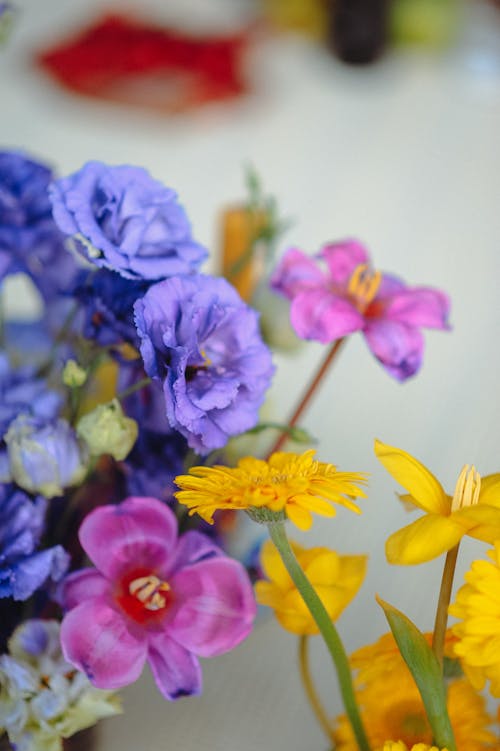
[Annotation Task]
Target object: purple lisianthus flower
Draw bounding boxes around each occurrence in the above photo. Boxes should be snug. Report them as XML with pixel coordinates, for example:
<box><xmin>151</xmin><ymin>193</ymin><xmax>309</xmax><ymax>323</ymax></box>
<box><xmin>50</xmin><ymin>161</ymin><xmax>208</xmax><ymax>281</ymax></box>
<box><xmin>3</xmin><ymin>415</ymin><xmax>88</xmax><ymax>499</ymax></box>
<box><xmin>0</xmin><ymin>485</ymin><xmax>68</xmax><ymax>600</ymax></box>
<box><xmin>0</xmin><ymin>151</ymin><xmax>78</xmax><ymax>300</ymax></box>
<box><xmin>71</xmin><ymin>268</ymin><xmax>150</xmax><ymax>346</ymax></box>
<box><xmin>59</xmin><ymin>496</ymin><xmax>256</xmax><ymax>699</ymax></box>
<box><xmin>134</xmin><ymin>274</ymin><xmax>275</xmax><ymax>454</ymax></box>
<box><xmin>271</xmin><ymin>240</ymin><xmax>451</xmax><ymax>381</ymax></box>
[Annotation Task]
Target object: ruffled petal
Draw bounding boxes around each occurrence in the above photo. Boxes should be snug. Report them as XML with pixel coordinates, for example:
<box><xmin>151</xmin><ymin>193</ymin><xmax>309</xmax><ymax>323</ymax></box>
<box><xmin>59</xmin><ymin>568</ymin><xmax>110</xmax><ymax>611</ymax></box>
<box><xmin>148</xmin><ymin>633</ymin><xmax>202</xmax><ymax>700</ymax></box>
<box><xmin>79</xmin><ymin>496</ymin><xmax>178</xmax><ymax>580</ymax></box>
<box><xmin>60</xmin><ymin>598</ymin><xmax>147</xmax><ymax>689</ymax></box>
<box><xmin>478</xmin><ymin>474</ymin><xmax>500</xmax><ymax>508</ymax></box>
<box><xmin>168</xmin><ymin>558</ymin><xmax>256</xmax><ymax>657</ymax></box>
<box><xmin>374</xmin><ymin>440</ymin><xmax>448</xmax><ymax>515</ymax></box>
<box><xmin>384</xmin><ymin>287</ymin><xmax>451</xmax><ymax>329</ymax></box>
<box><xmin>386</xmin><ymin>514</ymin><xmax>464</xmax><ymax>565</ymax></box>
<box><xmin>364</xmin><ymin>319</ymin><xmax>424</xmax><ymax>380</ymax></box>
<box><xmin>290</xmin><ymin>290</ymin><xmax>364</xmax><ymax>344</ymax></box>
<box><xmin>320</xmin><ymin>240</ymin><xmax>369</xmax><ymax>286</ymax></box>
<box><xmin>270</xmin><ymin>248</ymin><xmax>326</xmax><ymax>299</ymax></box>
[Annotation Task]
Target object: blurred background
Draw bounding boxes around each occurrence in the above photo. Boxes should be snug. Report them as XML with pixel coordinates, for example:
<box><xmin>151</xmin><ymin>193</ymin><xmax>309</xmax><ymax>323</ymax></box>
<box><xmin>2</xmin><ymin>0</ymin><xmax>500</xmax><ymax>748</ymax></box>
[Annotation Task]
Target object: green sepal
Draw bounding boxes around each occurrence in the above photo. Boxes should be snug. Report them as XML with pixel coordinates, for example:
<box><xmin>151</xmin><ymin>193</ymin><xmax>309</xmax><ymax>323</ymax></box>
<box><xmin>376</xmin><ymin>596</ymin><xmax>457</xmax><ymax>751</ymax></box>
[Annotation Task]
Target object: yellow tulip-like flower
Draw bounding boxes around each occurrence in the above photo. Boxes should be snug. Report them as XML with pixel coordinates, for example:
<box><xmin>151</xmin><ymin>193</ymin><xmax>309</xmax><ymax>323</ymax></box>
<box><xmin>450</xmin><ymin>541</ymin><xmax>500</xmax><ymax>697</ymax></box>
<box><xmin>374</xmin><ymin>440</ymin><xmax>500</xmax><ymax>564</ymax></box>
<box><xmin>254</xmin><ymin>539</ymin><xmax>367</xmax><ymax>634</ymax></box>
<box><xmin>376</xmin><ymin>744</ymin><xmax>449</xmax><ymax>751</ymax></box>
<box><xmin>174</xmin><ymin>450</ymin><xmax>367</xmax><ymax>530</ymax></box>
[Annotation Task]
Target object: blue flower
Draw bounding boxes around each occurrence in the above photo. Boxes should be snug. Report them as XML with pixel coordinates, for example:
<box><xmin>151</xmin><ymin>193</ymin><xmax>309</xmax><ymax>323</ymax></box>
<box><xmin>0</xmin><ymin>485</ymin><xmax>68</xmax><ymax>601</ymax></box>
<box><xmin>0</xmin><ymin>150</ymin><xmax>78</xmax><ymax>300</ymax></box>
<box><xmin>134</xmin><ymin>274</ymin><xmax>274</xmax><ymax>454</ymax></box>
<box><xmin>50</xmin><ymin>161</ymin><xmax>208</xmax><ymax>280</ymax></box>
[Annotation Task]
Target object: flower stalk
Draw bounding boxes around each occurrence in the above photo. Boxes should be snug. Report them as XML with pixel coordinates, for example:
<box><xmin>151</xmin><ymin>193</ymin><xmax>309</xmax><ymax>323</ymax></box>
<box><xmin>267</xmin><ymin>520</ymin><xmax>370</xmax><ymax>751</ymax></box>
<box><xmin>432</xmin><ymin>543</ymin><xmax>460</xmax><ymax>666</ymax></box>
<box><xmin>298</xmin><ymin>635</ymin><xmax>334</xmax><ymax>742</ymax></box>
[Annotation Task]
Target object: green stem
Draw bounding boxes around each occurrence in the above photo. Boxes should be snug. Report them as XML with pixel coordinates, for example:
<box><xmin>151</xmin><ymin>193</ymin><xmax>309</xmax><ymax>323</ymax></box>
<box><xmin>298</xmin><ymin>635</ymin><xmax>334</xmax><ymax>742</ymax></box>
<box><xmin>267</xmin><ymin>521</ymin><xmax>370</xmax><ymax>751</ymax></box>
<box><xmin>116</xmin><ymin>376</ymin><xmax>152</xmax><ymax>402</ymax></box>
<box><xmin>432</xmin><ymin>543</ymin><xmax>460</xmax><ymax>667</ymax></box>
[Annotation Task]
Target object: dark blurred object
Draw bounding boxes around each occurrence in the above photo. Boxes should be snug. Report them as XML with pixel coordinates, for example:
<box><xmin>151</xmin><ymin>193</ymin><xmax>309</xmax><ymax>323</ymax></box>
<box><xmin>37</xmin><ymin>13</ymin><xmax>250</xmax><ymax>113</ymax></box>
<box><xmin>328</xmin><ymin>0</ymin><xmax>389</xmax><ymax>64</ymax></box>
<box><xmin>390</xmin><ymin>0</ymin><xmax>459</xmax><ymax>47</ymax></box>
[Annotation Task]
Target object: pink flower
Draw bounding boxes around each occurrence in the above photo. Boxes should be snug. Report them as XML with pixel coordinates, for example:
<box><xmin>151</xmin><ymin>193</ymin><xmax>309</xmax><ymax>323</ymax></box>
<box><xmin>59</xmin><ymin>497</ymin><xmax>256</xmax><ymax>699</ymax></box>
<box><xmin>270</xmin><ymin>240</ymin><xmax>450</xmax><ymax>381</ymax></box>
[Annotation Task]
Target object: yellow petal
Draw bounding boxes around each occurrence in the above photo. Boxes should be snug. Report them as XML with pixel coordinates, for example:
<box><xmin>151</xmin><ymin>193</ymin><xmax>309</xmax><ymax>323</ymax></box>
<box><xmin>385</xmin><ymin>514</ymin><xmax>464</xmax><ymax>565</ymax></box>
<box><xmin>303</xmin><ymin>549</ymin><xmax>340</xmax><ymax>585</ymax></box>
<box><xmin>478</xmin><ymin>473</ymin><xmax>500</xmax><ymax>507</ymax></box>
<box><xmin>285</xmin><ymin>503</ymin><xmax>313</xmax><ymax>530</ymax></box>
<box><xmin>259</xmin><ymin>539</ymin><xmax>295</xmax><ymax>588</ymax></box>
<box><xmin>374</xmin><ymin>440</ymin><xmax>448</xmax><ymax>515</ymax></box>
<box><xmin>451</xmin><ymin>504</ymin><xmax>500</xmax><ymax>545</ymax></box>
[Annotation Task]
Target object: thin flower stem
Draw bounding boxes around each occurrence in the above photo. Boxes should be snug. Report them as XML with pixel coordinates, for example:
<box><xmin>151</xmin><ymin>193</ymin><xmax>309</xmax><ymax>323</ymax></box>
<box><xmin>298</xmin><ymin>635</ymin><xmax>334</xmax><ymax>742</ymax></box>
<box><xmin>116</xmin><ymin>376</ymin><xmax>152</xmax><ymax>402</ymax></box>
<box><xmin>267</xmin><ymin>521</ymin><xmax>370</xmax><ymax>751</ymax></box>
<box><xmin>432</xmin><ymin>543</ymin><xmax>460</xmax><ymax>666</ymax></box>
<box><xmin>267</xmin><ymin>339</ymin><xmax>345</xmax><ymax>456</ymax></box>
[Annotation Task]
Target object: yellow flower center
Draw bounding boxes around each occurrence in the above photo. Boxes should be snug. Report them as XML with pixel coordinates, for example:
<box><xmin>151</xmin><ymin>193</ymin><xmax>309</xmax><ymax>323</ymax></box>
<box><xmin>128</xmin><ymin>574</ymin><xmax>171</xmax><ymax>612</ymax></box>
<box><xmin>347</xmin><ymin>263</ymin><xmax>382</xmax><ymax>312</ymax></box>
<box><xmin>451</xmin><ymin>465</ymin><xmax>481</xmax><ymax>512</ymax></box>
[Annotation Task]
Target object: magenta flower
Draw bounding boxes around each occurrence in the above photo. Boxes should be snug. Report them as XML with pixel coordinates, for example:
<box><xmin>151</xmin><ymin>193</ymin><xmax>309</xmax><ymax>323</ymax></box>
<box><xmin>59</xmin><ymin>497</ymin><xmax>256</xmax><ymax>700</ymax></box>
<box><xmin>271</xmin><ymin>240</ymin><xmax>450</xmax><ymax>380</ymax></box>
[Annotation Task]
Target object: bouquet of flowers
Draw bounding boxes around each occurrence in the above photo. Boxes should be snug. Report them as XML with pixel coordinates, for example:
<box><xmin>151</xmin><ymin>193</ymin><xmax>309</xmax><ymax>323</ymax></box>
<box><xmin>0</xmin><ymin>149</ymin><xmax>498</xmax><ymax>751</ymax></box>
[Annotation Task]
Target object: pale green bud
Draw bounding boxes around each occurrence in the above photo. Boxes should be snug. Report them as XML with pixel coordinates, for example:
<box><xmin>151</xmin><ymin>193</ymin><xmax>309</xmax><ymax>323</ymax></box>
<box><xmin>62</xmin><ymin>359</ymin><xmax>87</xmax><ymax>388</ymax></box>
<box><xmin>77</xmin><ymin>399</ymin><xmax>138</xmax><ymax>461</ymax></box>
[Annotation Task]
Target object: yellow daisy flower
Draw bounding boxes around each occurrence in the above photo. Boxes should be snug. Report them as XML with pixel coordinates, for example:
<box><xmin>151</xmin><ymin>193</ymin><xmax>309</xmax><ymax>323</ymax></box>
<box><xmin>255</xmin><ymin>539</ymin><xmax>367</xmax><ymax>634</ymax></box>
<box><xmin>374</xmin><ymin>440</ymin><xmax>500</xmax><ymax>564</ymax></box>
<box><xmin>174</xmin><ymin>450</ymin><xmax>367</xmax><ymax>530</ymax></box>
<box><xmin>450</xmin><ymin>541</ymin><xmax>500</xmax><ymax>697</ymax></box>
<box><xmin>376</xmin><ymin>744</ymin><xmax>449</xmax><ymax>751</ymax></box>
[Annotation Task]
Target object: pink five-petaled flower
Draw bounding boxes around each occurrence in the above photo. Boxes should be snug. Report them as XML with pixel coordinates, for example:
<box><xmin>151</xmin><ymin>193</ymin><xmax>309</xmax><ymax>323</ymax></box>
<box><xmin>59</xmin><ymin>496</ymin><xmax>256</xmax><ymax>700</ymax></box>
<box><xmin>270</xmin><ymin>240</ymin><xmax>450</xmax><ymax>381</ymax></box>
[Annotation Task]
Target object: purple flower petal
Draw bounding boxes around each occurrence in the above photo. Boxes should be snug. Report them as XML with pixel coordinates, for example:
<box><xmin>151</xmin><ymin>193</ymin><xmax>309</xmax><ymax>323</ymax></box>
<box><xmin>384</xmin><ymin>287</ymin><xmax>451</xmax><ymax>329</ymax></box>
<box><xmin>167</xmin><ymin>530</ymin><xmax>223</xmax><ymax>573</ymax></box>
<box><xmin>79</xmin><ymin>497</ymin><xmax>178</xmax><ymax>580</ymax></box>
<box><xmin>61</xmin><ymin>598</ymin><xmax>147</xmax><ymax>689</ymax></box>
<box><xmin>59</xmin><ymin>569</ymin><xmax>109</xmax><ymax>611</ymax></box>
<box><xmin>270</xmin><ymin>248</ymin><xmax>326</xmax><ymax>299</ymax></box>
<box><xmin>169</xmin><ymin>558</ymin><xmax>256</xmax><ymax>657</ymax></box>
<box><xmin>148</xmin><ymin>633</ymin><xmax>202</xmax><ymax>700</ymax></box>
<box><xmin>320</xmin><ymin>240</ymin><xmax>369</xmax><ymax>285</ymax></box>
<box><xmin>364</xmin><ymin>320</ymin><xmax>424</xmax><ymax>381</ymax></box>
<box><xmin>290</xmin><ymin>290</ymin><xmax>364</xmax><ymax>343</ymax></box>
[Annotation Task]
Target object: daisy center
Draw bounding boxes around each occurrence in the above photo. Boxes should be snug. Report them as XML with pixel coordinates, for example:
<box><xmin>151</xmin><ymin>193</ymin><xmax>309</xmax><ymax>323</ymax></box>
<box><xmin>128</xmin><ymin>574</ymin><xmax>171</xmax><ymax>611</ymax></box>
<box><xmin>347</xmin><ymin>263</ymin><xmax>382</xmax><ymax>311</ymax></box>
<box><xmin>451</xmin><ymin>464</ymin><xmax>481</xmax><ymax>511</ymax></box>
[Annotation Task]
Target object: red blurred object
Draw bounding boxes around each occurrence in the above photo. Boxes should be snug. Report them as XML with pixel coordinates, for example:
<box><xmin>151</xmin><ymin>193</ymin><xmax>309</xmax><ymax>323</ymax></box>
<box><xmin>37</xmin><ymin>13</ymin><xmax>250</xmax><ymax>113</ymax></box>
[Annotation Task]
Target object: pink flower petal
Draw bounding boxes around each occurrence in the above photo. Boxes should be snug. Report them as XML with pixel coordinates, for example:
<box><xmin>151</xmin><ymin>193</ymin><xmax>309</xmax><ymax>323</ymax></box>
<box><xmin>59</xmin><ymin>569</ymin><xmax>109</xmax><ymax>611</ymax></box>
<box><xmin>364</xmin><ymin>320</ymin><xmax>424</xmax><ymax>381</ymax></box>
<box><xmin>290</xmin><ymin>290</ymin><xmax>364</xmax><ymax>344</ymax></box>
<box><xmin>79</xmin><ymin>497</ymin><xmax>178</xmax><ymax>580</ymax></box>
<box><xmin>375</xmin><ymin>273</ymin><xmax>406</xmax><ymax>300</ymax></box>
<box><xmin>168</xmin><ymin>558</ymin><xmax>256</xmax><ymax>657</ymax></box>
<box><xmin>60</xmin><ymin>598</ymin><xmax>147</xmax><ymax>689</ymax></box>
<box><xmin>270</xmin><ymin>248</ymin><xmax>326</xmax><ymax>299</ymax></box>
<box><xmin>320</xmin><ymin>240</ymin><xmax>369</xmax><ymax>286</ymax></box>
<box><xmin>167</xmin><ymin>530</ymin><xmax>223</xmax><ymax>574</ymax></box>
<box><xmin>384</xmin><ymin>287</ymin><xmax>451</xmax><ymax>329</ymax></box>
<box><xmin>148</xmin><ymin>633</ymin><xmax>202</xmax><ymax>700</ymax></box>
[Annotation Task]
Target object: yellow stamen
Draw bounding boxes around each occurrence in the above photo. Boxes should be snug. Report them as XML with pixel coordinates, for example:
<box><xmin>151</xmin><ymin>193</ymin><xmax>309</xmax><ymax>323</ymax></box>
<box><xmin>129</xmin><ymin>575</ymin><xmax>171</xmax><ymax>611</ymax></box>
<box><xmin>451</xmin><ymin>465</ymin><xmax>481</xmax><ymax>511</ymax></box>
<box><xmin>347</xmin><ymin>263</ymin><xmax>382</xmax><ymax>311</ymax></box>
<box><xmin>200</xmin><ymin>348</ymin><xmax>212</xmax><ymax>367</ymax></box>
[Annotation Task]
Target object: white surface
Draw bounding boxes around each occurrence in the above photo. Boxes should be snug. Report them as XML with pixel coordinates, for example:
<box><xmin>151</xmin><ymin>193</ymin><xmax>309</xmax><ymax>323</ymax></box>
<box><xmin>2</xmin><ymin>1</ymin><xmax>500</xmax><ymax>748</ymax></box>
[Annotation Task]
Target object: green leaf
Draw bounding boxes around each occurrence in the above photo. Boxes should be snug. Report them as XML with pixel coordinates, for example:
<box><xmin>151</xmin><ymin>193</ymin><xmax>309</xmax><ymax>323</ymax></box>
<box><xmin>376</xmin><ymin>596</ymin><xmax>456</xmax><ymax>751</ymax></box>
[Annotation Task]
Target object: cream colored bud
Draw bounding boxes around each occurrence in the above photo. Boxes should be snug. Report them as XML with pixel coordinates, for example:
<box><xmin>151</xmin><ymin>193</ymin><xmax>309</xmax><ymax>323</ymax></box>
<box><xmin>62</xmin><ymin>359</ymin><xmax>88</xmax><ymax>388</ymax></box>
<box><xmin>77</xmin><ymin>399</ymin><xmax>138</xmax><ymax>461</ymax></box>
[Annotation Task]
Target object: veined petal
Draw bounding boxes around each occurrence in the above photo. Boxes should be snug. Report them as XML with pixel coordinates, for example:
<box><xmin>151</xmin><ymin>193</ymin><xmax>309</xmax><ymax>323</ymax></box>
<box><xmin>320</xmin><ymin>240</ymin><xmax>369</xmax><ymax>286</ymax></box>
<box><xmin>60</xmin><ymin>598</ymin><xmax>147</xmax><ymax>689</ymax></box>
<box><xmin>169</xmin><ymin>558</ymin><xmax>256</xmax><ymax>657</ymax></box>
<box><xmin>290</xmin><ymin>290</ymin><xmax>364</xmax><ymax>344</ymax></box>
<box><xmin>364</xmin><ymin>320</ymin><xmax>424</xmax><ymax>381</ymax></box>
<box><xmin>452</xmin><ymin>505</ymin><xmax>500</xmax><ymax>545</ymax></box>
<box><xmin>374</xmin><ymin>440</ymin><xmax>448</xmax><ymax>515</ymax></box>
<box><xmin>386</xmin><ymin>514</ymin><xmax>464</xmax><ymax>564</ymax></box>
<box><xmin>478</xmin><ymin>474</ymin><xmax>500</xmax><ymax>507</ymax></box>
<box><xmin>79</xmin><ymin>496</ymin><xmax>178</xmax><ymax>579</ymax></box>
<box><xmin>384</xmin><ymin>287</ymin><xmax>451</xmax><ymax>329</ymax></box>
<box><xmin>148</xmin><ymin>633</ymin><xmax>201</xmax><ymax>700</ymax></box>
